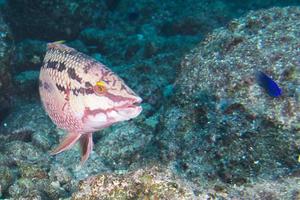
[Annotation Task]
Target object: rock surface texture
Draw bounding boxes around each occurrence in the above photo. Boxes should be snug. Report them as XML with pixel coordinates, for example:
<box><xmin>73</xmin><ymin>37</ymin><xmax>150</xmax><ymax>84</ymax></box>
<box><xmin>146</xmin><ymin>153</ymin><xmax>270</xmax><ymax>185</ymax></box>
<box><xmin>159</xmin><ymin>5</ymin><xmax>300</xmax><ymax>195</ymax></box>
<box><xmin>72</xmin><ymin>166</ymin><xmax>195</xmax><ymax>200</ymax></box>
<box><xmin>0</xmin><ymin>3</ymin><xmax>300</xmax><ymax>200</ymax></box>
<box><xmin>0</xmin><ymin>13</ymin><xmax>14</xmax><ymax>122</ymax></box>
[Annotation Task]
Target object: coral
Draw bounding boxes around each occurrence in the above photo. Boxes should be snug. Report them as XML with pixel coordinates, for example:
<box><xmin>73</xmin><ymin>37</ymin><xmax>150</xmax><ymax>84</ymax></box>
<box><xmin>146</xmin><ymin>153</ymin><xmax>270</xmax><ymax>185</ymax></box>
<box><xmin>72</xmin><ymin>166</ymin><xmax>195</xmax><ymax>200</ymax></box>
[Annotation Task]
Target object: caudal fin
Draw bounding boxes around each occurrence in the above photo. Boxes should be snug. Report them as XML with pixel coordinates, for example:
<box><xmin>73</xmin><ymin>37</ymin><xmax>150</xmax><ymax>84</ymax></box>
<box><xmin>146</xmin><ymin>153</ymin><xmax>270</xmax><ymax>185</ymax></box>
<box><xmin>80</xmin><ymin>132</ymin><xmax>93</xmax><ymax>165</ymax></box>
<box><xmin>51</xmin><ymin>132</ymin><xmax>81</xmax><ymax>155</ymax></box>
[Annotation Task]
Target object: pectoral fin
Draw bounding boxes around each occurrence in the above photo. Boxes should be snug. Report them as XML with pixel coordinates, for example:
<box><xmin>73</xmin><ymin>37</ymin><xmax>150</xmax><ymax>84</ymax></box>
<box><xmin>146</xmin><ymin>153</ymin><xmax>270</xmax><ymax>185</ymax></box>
<box><xmin>80</xmin><ymin>132</ymin><xmax>93</xmax><ymax>164</ymax></box>
<box><xmin>51</xmin><ymin>132</ymin><xmax>81</xmax><ymax>155</ymax></box>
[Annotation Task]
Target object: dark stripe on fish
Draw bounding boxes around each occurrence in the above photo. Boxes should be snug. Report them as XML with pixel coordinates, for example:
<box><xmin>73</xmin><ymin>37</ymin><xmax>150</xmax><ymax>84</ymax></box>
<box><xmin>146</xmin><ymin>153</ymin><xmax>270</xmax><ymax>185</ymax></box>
<box><xmin>56</xmin><ymin>83</ymin><xmax>65</xmax><ymax>92</ymax></box>
<box><xmin>71</xmin><ymin>87</ymin><xmax>94</xmax><ymax>96</ymax></box>
<box><xmin>83</xmin><ymin>61</ymin><xmax>96</xmax><ymax>73</ymax></box>
<box><xmin>57</xmin><ymin>62</ymin><xmax>66</xmax><ymax>72</ymax></box>
<box><xmin>44</xmin><ymin>82</ymin><xmax>51</xmax><ymax>91</ymax></box>
<box><xmin>45</xmin><ymin>61</ymin><xmax>58</xmax><ymax>69</ymax></box>
<box><xmin>67</xmin><ymin>68</ymin><xmax>82</xmax><ymax>83</ymax></box>
<box><xmin>85</xmin><ymin>87</ymin><xmax>94</xmax><ymax>94</ymax></box>
<box><xmin>85</xmin><ymin>82</ymin><xmax>93</xmax><ymax>88</ymax></box>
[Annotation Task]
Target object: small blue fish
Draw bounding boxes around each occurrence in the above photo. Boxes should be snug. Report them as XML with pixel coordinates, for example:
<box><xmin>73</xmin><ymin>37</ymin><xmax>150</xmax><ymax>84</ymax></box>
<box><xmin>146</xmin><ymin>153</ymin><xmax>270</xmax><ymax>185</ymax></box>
<box><xmin>255</xmin><ymin>71</ymin><xmax>282</xmax><ymax>97</ymax></box>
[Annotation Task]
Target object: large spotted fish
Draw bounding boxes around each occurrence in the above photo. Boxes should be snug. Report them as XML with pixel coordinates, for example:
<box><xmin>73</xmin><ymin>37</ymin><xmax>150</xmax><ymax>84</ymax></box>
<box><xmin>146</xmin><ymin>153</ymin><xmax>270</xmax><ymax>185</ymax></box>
<box><xmin>39</xmin><ymin>42</ymin><xmax>142</xmax><ymax>164</ymax></box>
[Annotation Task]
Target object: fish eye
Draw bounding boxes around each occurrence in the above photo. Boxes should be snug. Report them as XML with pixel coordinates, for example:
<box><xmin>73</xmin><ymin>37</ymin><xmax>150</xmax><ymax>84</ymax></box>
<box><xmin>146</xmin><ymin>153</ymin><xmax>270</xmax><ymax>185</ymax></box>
<box><xmin>93</xmin><ymin>81</ymin><xmax>107</xmax><ymax>95</ymax></box>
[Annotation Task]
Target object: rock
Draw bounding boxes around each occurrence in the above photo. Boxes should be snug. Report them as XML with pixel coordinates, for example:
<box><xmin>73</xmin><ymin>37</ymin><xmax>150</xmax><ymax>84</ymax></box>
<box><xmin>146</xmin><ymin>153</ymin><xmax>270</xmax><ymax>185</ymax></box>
<box><xmin>72</xmin><ymin>166</ymin><xmax>195</xmax><ymax>200</ymax></box>
<box><xmin>13</xmin><ymin>70</ymin><xmax>40</xmax><ymax>100</ymax></box>
<box><xmin>79</xmin><ymin>28</ymin><xmax>106</xmax><ymax>47</ymax></box>
<box><xmin>0</xmin><ymin>13</ymin><xmax>14</xmax><ymax>122</ymax></box>
<box><xmin>226</xmin><ymin>177</ymin><xmax>300</xmax><ymax>200</ymax></box>
<box><xmin>94</xmin><ymin>121</ymin><xmax>154</xmax><ymax>169</ymax></box>
<box><xmin>32</xmin><ymin>131</ymin><xmax>55</xmax><ymax>151</ymax></box>
<box><xmin>105</xmin><ymin>0</ymin><xmax>121</xmax><ymax>11</ymax></box>
<box><xmin>4</xmin><ymin>141</ymin><xmax>48</xmax><ymax>163</ymax></box>
<box><xmin>8</xmin><ymin>178</ymin><xmax>43</xmax><ymax>199</ymax></box>
<box><xmin>67</xmin><ymin>40</ymin><xmax>89</xmax><ymax>54</ymax></box>
<box><xmin>91</xmin><ymin>53</ymin><xmax>111</xmax><ymax>66</ymax></box>
<box><xmin>43</xmin><ymin>179</ymin><xmax>70</xmax><ymax>200</ymax></box>
<box><xmin>143</xmin><ymin>41</ymin><xmax>158</xmax><ymax>58</ymax></box>
<box><xmin>52</xmin><ymin>132</ymin><xmax>112</xmax><ymax>180</ymax></box>
<box><xmin>1</xmin><ymin>2</ymin><xmax>300</xmax><ymax>200</ymax></box>
<box><xmin>160</xmin><ymin>6</ymin><xmax>300</xmax><ymax>188</ymax></box>
<box><xmin>0</xmin><ymin>103</ymin><xmax>56</xmax><ymax>151</ymax></box>
<box><xmin>0</xmin><ymin>166</ymin><xmax>13</xmax><ymax>194</ymax></box>
<box><xmin>177</xmin><ymin>6</ymin><xmax>300</xmax><ymax>130</ymax></box>
<box><xmin>19</xmin><ymin>163</ymin><xmax>48</xmax><ymax>179</ymax></box>
<box><xmin>14</xmin><ymin>39</ymin><xmax>46</xmax><ymax>72</ymax></box>
<box><xmin>4</xmin><ymin>0</ymin><xmax>107</xmax><ymax>40</ymax></box>
<box><xmin>0</xmin><ymin>153</ymin><xmax>13</xmax><ymax>167</ymax></box>
<box><xmin>48</xmin><ymin>164</ymin><xmax>75</xmax><ymax>192</ymax></box>
<box><xmin>160</xmin><ymin>18</ymin><xmax>210</xmax><ymax>36</ymax></box>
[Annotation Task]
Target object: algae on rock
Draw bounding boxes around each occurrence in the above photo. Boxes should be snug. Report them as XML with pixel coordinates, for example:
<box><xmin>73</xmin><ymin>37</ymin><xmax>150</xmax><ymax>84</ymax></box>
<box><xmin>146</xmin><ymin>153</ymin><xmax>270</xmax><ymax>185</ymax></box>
<box><xmin>72</xmin><ymin>166</ymin><xmax>195</xmax><ymax>200</ymax></box>
<box><xmin>159</xmin><ymin>6</ymin><xmax>300</xmax><ymax>191</ymax></box>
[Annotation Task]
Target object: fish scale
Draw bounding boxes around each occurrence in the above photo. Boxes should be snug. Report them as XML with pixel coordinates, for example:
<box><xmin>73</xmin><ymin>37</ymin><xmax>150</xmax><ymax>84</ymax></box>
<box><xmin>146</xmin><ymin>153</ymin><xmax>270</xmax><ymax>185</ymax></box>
<box><xmin>39</xmin><ymin>42</ymin><xmax>142</xmax><ymax>164</ymax></box>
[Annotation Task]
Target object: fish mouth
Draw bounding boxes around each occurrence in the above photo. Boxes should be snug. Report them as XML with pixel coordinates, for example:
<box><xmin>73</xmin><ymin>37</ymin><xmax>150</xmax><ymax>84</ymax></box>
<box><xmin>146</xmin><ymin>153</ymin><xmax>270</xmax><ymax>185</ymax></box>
<box><xmin>132</xmin><ymin>96</ymin><xmax>142</xmax><ymax>106</ymax></box>
<box><xmin>82</xmin><ymin>96</ymin><xmax>142</xmax><ymax>131</ymax></box>
<box><xmin>121</xmin><ymin>96</ymin><xmax>142</xmax><ymax>108</ymax></box>
<box><xmin>116</xmin><ymin>96</ymin><xmax>143</xmax><ymax>118</ymax></box>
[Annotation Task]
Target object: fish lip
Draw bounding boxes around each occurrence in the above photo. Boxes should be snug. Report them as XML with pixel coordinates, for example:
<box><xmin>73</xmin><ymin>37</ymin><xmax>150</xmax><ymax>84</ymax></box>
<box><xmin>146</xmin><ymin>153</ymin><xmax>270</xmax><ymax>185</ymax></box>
<box><xmin>120</xmin><ymin>96</ymin><xmax>142</xmax><ymax>109</ymax></box>
<box><xmin>133</xmin><ymin>96</ymin><xmax>142</xmax><ymax>104</ymax></box>
<box><xmin>114</xmin><ymin>97</ymin><xmax>143</xmax><ymax>119</ymax></box>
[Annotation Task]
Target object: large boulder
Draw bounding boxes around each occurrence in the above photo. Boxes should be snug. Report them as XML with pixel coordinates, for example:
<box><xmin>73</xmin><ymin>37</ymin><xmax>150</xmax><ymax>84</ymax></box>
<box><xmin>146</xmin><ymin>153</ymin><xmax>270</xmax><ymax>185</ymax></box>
<box><xmin>159</xmin><ymin>6</ymin><xmax>300</xmax><ymax>188</ymax></box>
<box><xmin>177</xmin><ymin>6</ymin><xmax>299</xmax><ymax>130</ymax></box>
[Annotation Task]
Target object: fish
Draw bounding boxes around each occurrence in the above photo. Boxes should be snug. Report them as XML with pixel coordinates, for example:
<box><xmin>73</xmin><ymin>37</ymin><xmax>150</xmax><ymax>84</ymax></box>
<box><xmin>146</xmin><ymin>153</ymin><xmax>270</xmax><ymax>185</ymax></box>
<box><xmin>255</xmin><ymin>71</ymin><xmax>282</xmax><ymax>97</ymax></box>
<box><xmin>39</xmin><ymin>43</ymin><xmax>142</xmax><ymax>164</ymax></box>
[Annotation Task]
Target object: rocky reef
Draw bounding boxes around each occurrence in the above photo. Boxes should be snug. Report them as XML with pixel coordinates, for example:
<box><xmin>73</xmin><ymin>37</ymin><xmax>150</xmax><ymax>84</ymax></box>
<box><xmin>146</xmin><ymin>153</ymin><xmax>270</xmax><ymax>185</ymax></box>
<box><xmin>0</xmin><ymin>13</ymin><xmax>14</xmax><ymax>124</ymax></box>
<box><xmin>159</xmin><ymin>5</ymin><xmax>300</xmax><ymax>193</ymax></box>
<box><xmin>72</xmin><ymin>166</ymin><xmax>195</xmax><ymax>200</ymax></box>
<box><xmin>0</xmin><ymin>1</ymin><xmax>299</xmax><ymax>199</ymax></box>
<box><xmin>176</xmin><ymin>6</ymin><xmax>300</xmax><ymax>130</ymax></box>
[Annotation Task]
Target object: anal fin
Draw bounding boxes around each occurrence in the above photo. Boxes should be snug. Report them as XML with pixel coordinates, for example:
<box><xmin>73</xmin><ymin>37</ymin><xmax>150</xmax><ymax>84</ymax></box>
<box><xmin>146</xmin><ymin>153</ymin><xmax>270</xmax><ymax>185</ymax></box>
<box><xmin>51</xmin><ymin>132</ymin><xmax>81</xmax><ymax>155</ymax></box>
<box><xmin>80</xmin><ymin>132</ymin><xmax>93</xmax><ymax>165</ymax></box>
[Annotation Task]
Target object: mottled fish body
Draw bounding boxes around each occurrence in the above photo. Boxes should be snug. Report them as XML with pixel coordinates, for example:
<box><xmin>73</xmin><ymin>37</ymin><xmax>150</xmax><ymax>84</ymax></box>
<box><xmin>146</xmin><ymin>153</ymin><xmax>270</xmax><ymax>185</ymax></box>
<box><xmin>39</xmin><ymin>43</ymin><xmax>142</xmax><ymax>164</ymax></box>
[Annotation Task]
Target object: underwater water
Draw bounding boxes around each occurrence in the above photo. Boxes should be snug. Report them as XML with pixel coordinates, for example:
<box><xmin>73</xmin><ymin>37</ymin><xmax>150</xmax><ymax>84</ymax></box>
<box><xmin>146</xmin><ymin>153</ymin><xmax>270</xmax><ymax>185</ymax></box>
<box><xmin>0</xmin><ymin>0</ymin><xmax>299</xmax><ymax>199</ymax></box>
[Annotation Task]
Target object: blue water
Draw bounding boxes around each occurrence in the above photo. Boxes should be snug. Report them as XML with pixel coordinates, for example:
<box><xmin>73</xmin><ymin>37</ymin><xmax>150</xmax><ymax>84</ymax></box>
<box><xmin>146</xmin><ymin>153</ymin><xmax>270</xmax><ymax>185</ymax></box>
<box><xmin>0</xmin><ymin>0</ymin><xmax>299</xmax><ymax>199</ymax></box>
